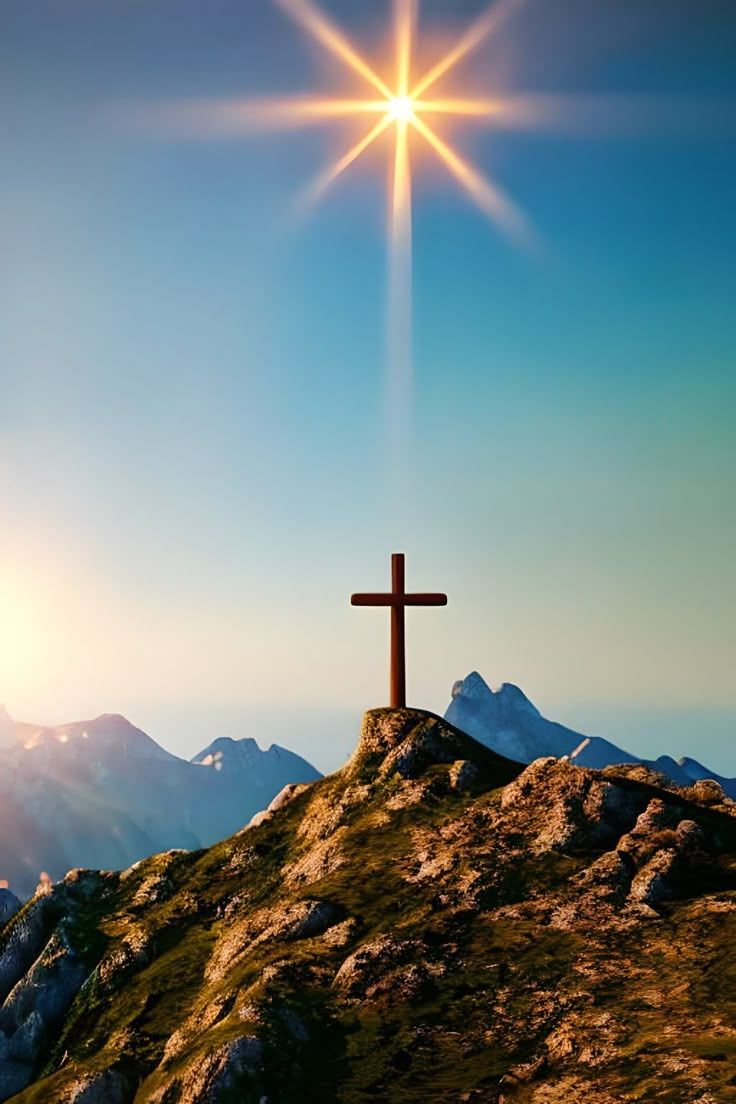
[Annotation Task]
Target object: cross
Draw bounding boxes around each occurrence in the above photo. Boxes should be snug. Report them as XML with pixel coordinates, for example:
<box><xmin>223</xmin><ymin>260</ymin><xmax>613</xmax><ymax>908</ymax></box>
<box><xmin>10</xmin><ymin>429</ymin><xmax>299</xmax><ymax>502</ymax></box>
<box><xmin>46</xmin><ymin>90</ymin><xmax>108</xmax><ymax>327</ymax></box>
<box><xmin>351</xmin><ymin>553</ymin><xmax>448</xmax><ymax>709</ymax></box>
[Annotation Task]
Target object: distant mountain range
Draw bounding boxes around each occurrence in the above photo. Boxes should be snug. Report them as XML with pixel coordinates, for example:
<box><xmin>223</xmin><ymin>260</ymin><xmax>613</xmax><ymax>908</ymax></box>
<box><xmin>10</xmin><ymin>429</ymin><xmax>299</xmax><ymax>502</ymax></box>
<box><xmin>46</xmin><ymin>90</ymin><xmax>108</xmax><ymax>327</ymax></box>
<box><xmin>445</xmin><ymin>672</ymin><xmax>736</xmax><ymax>798</ymax></box>
<box><xmin>0</xmin><ymin>708</ymin><xmax>321</xmax><ymax>899</ymax></box>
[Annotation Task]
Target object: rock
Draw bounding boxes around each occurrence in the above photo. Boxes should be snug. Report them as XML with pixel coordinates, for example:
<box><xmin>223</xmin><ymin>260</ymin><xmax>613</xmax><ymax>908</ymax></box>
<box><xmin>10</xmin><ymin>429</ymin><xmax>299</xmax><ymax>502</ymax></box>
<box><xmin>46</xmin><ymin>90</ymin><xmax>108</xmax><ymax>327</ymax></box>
<box><xmin>150</xmin><ymin>1035</ymin><xmax>264</xmax><ymax>1103</ymax></box>
<box><xmin>287</xmin><ymin>899</ymin><xmax>340</xmax><ymax>940</ymax></box>
<box><xmin>60</xmin><ymin>1070</ymin><xmax>132</xmax><ymax>1103</ymax></box>
<box><xmin>62</xmin><ymin>869</ymin><xmax>119</xmax><ymax>900</ymax></box>
<box><xmin>247</xmin><ymin>809</ymin><xmax>273</xmax><ymax>829</ymax></box>
<box><xmin>689</xmin><ymin>779</ymin><xmax>726</xmax><ymax>806</ymax></box>
<box><xmin>631</xmin><ymin>798</ymin><xmax>672</xmax><ymax>836</ymax></box>
<box><xmin>629</xmin><ymin>849</ymin><xmax>678</xmax><ymax>907</ymax></box>
<box><xmin>500</xmin><ymin>757</ymin><xmax>561</xmax><ymax>810</ymax></box>
<box><xmin>267</xmin><ymin>783</ymin><xmax>308</xmax><ymax>814</ymax></box>
<box><xmin>0</xmin><ymin>895</ymin><xmax>55</xmax><ymax>1004</ymax></box>
<box><xmin>0</xmin><ymin>926</ymin><xmax>88</xmax><ymax>1039</ymax></box>
<box><xmin>97</xmin><ymin>925</ymin><xmax>154</xmax><ymax>987</ymax></box>
<box><xmin>675</xmin><ymin>819</ymin><xmax>706</xmax><ymax>852</ymax></box>
<box><xmin>449</xmin><ymin>760</ymin><xmax>479</xmax><ymax>793</ymax></box>
<box><xmin>332</xmin><ymin>936</ymin><xmax>422</xmax><ymax>997</ymax></box>
<box><xmin>356</xmin><ymin>710</ymin><xmax>418</xmax><ymax>757</ymax></box>
<box><xmin>132</xmin><ymin>874</ymin><xmax>173</xmax><ymax>907</ymax></box>
<box><xmin>5</xmin><ymin>1009</ymin><xmax>46</xmax><ymax>1063</ymax></box>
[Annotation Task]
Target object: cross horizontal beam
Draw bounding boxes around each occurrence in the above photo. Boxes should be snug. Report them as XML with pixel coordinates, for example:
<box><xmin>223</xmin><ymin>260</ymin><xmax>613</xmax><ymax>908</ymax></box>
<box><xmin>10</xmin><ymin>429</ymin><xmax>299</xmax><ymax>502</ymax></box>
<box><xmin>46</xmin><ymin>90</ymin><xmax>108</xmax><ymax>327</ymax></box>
<box><xmin>351</xmin><ymin>593</ymin><xmax>448</xmax><ymax>607</ymax></box>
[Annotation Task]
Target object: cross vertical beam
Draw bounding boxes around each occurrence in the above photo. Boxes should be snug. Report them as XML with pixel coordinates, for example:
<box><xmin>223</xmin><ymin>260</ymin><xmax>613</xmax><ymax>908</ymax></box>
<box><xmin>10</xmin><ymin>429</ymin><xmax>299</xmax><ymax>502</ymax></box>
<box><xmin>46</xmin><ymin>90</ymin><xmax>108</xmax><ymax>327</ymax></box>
<box><xmin>391</xmin><ymin>553</ymin><xmax>406</xmax><ymax>709</ymax></box>
<box><xmin>351</xmin><ymin>552</ymin><xmax>448</xmax><ymax>708</ymax></box>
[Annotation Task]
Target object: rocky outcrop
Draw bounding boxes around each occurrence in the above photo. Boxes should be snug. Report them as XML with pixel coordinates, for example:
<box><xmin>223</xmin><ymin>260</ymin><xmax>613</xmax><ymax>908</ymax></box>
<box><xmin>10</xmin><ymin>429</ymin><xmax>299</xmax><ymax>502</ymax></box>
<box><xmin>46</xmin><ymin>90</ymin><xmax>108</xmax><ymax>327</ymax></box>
<box><xmin>1</xmin><ymin>708</ymin><xmax>735</xmax><ymax>1103</ymax></box>
<box><xmin>0</xmin><ymin>871</ymin><xmax>120</xmax><ymax>1099</ymax></box>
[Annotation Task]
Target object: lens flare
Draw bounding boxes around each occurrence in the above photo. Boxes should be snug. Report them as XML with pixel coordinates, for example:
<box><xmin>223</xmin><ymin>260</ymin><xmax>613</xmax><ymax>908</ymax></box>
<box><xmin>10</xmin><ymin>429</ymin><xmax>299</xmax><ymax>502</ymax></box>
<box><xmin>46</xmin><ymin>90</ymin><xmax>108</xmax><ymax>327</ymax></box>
<box><xmin>158</xmin><ymin>0</ymin><xmax>552</xmax><ymax>460</ymax></box>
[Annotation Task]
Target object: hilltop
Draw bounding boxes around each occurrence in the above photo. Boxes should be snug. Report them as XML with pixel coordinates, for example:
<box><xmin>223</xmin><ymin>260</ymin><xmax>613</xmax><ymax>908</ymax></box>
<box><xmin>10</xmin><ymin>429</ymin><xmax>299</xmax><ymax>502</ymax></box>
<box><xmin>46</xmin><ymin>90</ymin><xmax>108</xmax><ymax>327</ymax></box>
<box><xmin>1</xmin><ymin>708</ymin><xmax>735</xmax><ymax>1102</ymax></box>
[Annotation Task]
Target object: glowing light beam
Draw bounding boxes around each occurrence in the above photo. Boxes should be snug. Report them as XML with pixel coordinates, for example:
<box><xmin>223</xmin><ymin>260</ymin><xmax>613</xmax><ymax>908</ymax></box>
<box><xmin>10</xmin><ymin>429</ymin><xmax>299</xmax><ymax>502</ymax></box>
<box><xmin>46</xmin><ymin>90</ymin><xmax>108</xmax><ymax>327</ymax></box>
<box><xmin>411</xmin><ymin>0</ymin><xmax>529</xmax><ymax>99</ymax></box>
<box><xmin>274</xmin><ymin>0</ymin><xmax>394</xmax><ymax>99</ymax></box>
<box><xmin>303</xmin><ymin>113</ymin><xmax>394</xmax><ymax>206</ymax></box>
<box><xmin>410</xmin><ymin>114</ymin><xmax>532</xmax><ymax>246</ymax></box>
<box><xmin>395</xmin><ymin>0</ymin><xmax>418</xmax><ymax>98</ymax></box>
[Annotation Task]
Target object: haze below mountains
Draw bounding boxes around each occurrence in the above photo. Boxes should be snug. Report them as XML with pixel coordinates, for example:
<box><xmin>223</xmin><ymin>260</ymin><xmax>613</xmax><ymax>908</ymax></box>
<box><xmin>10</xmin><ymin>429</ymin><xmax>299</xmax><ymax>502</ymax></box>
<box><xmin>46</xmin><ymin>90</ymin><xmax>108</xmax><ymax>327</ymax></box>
<box><xmin>1</xmin><ymin>676</ymin><xmax>733</xmax><ymax>900</ymax></box>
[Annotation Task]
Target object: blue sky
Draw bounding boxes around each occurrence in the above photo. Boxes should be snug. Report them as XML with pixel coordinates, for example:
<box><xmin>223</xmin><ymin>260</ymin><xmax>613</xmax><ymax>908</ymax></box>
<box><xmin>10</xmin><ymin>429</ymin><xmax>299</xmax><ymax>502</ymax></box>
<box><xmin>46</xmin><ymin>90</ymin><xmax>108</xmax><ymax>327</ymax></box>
<box><xmin>1</xmin><ymin>0</ymin><xmax>735</xmax><ymax>773</ymax></box>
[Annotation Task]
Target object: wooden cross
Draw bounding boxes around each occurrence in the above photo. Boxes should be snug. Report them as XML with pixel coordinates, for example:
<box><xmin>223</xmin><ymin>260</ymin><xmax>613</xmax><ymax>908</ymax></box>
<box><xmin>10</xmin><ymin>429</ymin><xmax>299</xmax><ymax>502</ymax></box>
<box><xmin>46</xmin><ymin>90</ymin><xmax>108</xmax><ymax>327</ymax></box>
<box><xmin>351</xmin><ymin>553</ymin><xmax>448</xmax><ymax>709</ymax></box>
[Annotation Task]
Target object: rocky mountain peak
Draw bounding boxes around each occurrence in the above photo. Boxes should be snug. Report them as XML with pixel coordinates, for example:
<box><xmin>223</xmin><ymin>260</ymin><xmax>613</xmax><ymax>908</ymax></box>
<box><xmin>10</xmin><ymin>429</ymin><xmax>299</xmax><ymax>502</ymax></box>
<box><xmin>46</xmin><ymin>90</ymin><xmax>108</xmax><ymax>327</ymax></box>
<box><xmin>494</xmin><ymin>681</ymin><xmax>541</xmax><ymax>716</ymax></box>
<box><xmin>352</xmin><ymin>707</ymin><xmax>521</xmax><ymax>788</ymax></box>
<box><xmin>1</xmin><ymin>707</ymin><xmax>736</xmax><ymax>1100</ymax></box>
<box><xmin>451</xmin><ymin>670</ymin><xmax>493</xmax><ymax>700</ymax></box>
<box><xmin>192</xmin><ymin>736</ymin><xmax>260</xmax><ymax>767</ymax></box>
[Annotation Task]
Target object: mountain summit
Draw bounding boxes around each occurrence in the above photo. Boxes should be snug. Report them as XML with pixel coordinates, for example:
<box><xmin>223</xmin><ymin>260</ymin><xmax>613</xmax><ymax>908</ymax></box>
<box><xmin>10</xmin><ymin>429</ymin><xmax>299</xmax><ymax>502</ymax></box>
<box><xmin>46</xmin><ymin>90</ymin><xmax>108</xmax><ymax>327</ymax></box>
<box><xmin>1</xmin><ymin>707</ymin><xmax>735</xmax><ymax>1101</ymax></box>
<box><xmin>447</xmin><ymin>672</ymin><xmax>585</xmax><ymax>761</ymax></box>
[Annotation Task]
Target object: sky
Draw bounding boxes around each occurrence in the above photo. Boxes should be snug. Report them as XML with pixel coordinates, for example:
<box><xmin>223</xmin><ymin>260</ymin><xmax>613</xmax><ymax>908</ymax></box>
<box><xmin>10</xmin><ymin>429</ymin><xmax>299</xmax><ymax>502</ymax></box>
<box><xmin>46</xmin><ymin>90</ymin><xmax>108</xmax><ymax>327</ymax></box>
<box><xmin>1</xmin><ymin>0</ymin><xmax>735</xmax><ymax>774</ymax></box>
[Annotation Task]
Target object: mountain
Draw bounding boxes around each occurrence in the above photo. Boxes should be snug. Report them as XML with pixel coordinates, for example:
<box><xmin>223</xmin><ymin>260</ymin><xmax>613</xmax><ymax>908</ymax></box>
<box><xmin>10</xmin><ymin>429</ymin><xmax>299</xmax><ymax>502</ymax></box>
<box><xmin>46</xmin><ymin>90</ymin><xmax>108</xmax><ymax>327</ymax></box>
<box><xmin>192</xmin><ymin>735</ymin><xmax>319</xmax><ymax>796</ymax></box>
<box><xmin>0</xmin><ymin>710</ymin><xmax>321</xmax><ymax>900</ymax></box>
<box><xmin>446</xmin><ymin>672</ymin><xmax>736</xmax><ymax>797</ymax></box>
<box><xmin>1</xmin><ymin>707</ymin><xmax>735</xmax><ymax>1101</ymax></box>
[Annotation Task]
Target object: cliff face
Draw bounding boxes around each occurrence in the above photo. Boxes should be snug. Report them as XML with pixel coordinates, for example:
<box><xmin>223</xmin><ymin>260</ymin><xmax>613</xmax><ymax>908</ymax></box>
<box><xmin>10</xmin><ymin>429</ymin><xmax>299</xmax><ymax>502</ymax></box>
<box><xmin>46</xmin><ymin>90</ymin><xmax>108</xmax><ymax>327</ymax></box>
<box><xmin>2</xmin><ymin>709</ymin><xmax>736</xmax><ymax>1103</ymax></box>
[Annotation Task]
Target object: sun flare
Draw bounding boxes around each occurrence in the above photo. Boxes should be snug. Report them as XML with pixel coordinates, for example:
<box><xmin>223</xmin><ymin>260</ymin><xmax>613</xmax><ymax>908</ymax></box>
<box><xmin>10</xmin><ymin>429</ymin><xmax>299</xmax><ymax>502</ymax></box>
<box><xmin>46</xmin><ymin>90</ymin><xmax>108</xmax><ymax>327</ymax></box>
<box><xmin>247</xmin><ymin>0</ymin><xmax>535</xmax><ymax>247</ymax></box>
<box><xmin>161</xmin><ymin>0</ymin><xmax>549</xmax><ymax>445</ymax></box>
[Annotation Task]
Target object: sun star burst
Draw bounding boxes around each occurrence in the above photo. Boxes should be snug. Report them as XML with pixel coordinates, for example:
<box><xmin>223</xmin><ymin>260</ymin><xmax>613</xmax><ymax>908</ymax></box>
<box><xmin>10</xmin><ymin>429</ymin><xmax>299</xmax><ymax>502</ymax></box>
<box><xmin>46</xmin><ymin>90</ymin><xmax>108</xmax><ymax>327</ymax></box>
<box><xmin>233</xmin><ymin>0</ymin><xmax>537</xmax><ymax>436</ymax></box>
<box><xmin>262</xmin><ymin>0</ymin><xmax>533</xmax><ymax>247</ymax></box>
<box><xmin>157</xmin><ymin>0</ymin><xmax>549</xmax><ymax>450</ymax></box>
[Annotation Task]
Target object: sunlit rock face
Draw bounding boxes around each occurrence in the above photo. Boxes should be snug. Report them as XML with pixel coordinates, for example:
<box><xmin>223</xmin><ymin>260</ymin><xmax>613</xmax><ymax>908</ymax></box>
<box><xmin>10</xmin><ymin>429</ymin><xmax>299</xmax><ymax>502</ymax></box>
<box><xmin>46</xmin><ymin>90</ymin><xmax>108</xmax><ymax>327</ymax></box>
<box><xmin>445</xmin><ymin>673</ymin><xmax>736</xmax><ymax>797</ymax></box>
<box><xmin>0</xmin><ymin>714</ymin><xmax>321</xmax><ymax>900</ymax></box>
<box><xmin>1</xmin><ymin>708</ymin><xmax>735</xmax><ymax>1103</ymax></box>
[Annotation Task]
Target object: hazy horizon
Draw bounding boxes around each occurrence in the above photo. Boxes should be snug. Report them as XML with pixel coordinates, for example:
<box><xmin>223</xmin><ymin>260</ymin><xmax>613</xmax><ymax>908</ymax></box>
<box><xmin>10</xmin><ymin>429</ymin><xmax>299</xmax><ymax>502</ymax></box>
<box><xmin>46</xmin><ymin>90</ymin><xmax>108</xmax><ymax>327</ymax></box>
<box><xmin>3</xmin><ymin>685</ymin><xmax>734</xmax><ymax>778</ymax></box>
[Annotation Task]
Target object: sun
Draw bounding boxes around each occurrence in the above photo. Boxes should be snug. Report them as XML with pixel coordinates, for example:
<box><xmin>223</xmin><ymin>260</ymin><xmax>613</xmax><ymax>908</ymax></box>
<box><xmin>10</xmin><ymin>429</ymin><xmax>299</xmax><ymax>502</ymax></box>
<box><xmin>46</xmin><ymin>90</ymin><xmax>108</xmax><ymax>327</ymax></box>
<box><xmin>388</xmin><ymin>96</ymin><xmax>416</xmax><ymax>123</ymax></box>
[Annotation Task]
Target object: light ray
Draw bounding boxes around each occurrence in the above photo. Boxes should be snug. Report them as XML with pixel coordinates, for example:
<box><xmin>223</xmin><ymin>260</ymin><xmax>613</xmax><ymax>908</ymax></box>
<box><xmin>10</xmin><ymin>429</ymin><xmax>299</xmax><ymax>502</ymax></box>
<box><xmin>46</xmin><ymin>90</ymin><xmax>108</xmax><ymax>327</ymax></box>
<box><xmin>410</xmin><ymin>114</ymin><xmax>531</xmax><ymax>245</ymax></box>
<box><xmin>303</xmin><ymin>114</ymin><xmax>395</xmax><ymax>207</ymax></box>
<box><xmin>145</xmin><ymin>97</ymin><xmax>391</xmax><ymax>137</ymax></box>
<box><xmin>411</xmin><ymin>0</ymin><xmax>528</xmax><ymax>100</ymax></box>
<box><xmin>395</xmin><ymin>0</ymin><xmax>418</xmax><ymax>98</ymax></box>
<box><xmin>387</xmin><ymin>117</ymin><xmax>414</xmax><ymax>467</ymax></box>
<box><xmin>275</xmin><ymin>0</ymin><xmax>393</xmax><ymax>100</ymax></box>
<box><xmin>413</xmin><ymin>97</ymin><xmax>508</xmax><ymax>118</ymax></box>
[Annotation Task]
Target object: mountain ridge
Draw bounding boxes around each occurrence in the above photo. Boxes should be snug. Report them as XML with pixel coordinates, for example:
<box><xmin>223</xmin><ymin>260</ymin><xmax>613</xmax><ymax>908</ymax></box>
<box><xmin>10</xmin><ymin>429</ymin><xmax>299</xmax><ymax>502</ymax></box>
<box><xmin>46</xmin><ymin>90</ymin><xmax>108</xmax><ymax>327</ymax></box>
<box><xmin>446</xmin><ymin>671</ymin><xmax>736</xmax><ymax>797</ymax></box>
